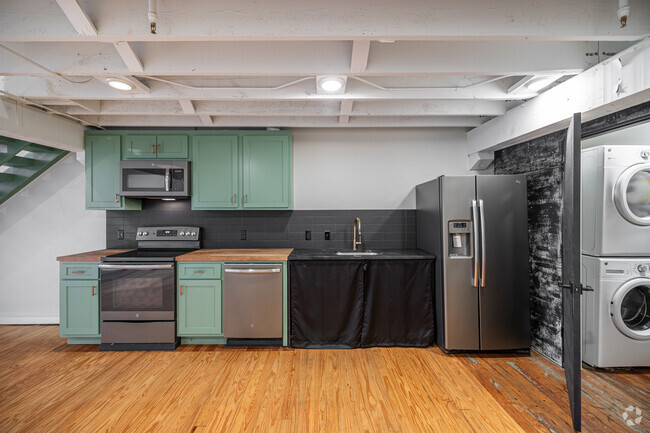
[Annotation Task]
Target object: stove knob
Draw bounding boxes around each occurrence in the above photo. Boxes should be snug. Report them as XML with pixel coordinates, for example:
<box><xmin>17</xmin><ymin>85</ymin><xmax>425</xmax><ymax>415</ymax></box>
<box><xmin>180</xmin><ymin>232</ymin><xmax>186</xmax><ymax>236</ymax></box>
<box><xmin>137</xmin><ymin>231</ymin><xmax>142</xmax><ymax>236</ymax></box>
<box><xmin>637</xmin><ymin>264</ymin><xmax>648</xmax><ymax>273</ymax></box>
<box><xmin>142</xmin><ymin>231</ymin><xmax>148</xmax><ymax>236</ymax></box>
<box><xmin>191</xmin><ymin>231</ymin><xmax>197</xmax><ymax>236</ymax></box>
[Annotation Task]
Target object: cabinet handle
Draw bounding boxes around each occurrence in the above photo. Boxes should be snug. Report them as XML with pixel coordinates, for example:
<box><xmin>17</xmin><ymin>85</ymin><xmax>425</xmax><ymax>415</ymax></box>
<box><xmin>193</xmin><ymin>270</ymin><xmax>206</xmax><ymax>274</ymax></box>
<box><xmin>114</xmin><ymin>193</ymin><xmax>119</xmax><ymax>203</ymax></box>
<box><xmin>91</xmin><ymin>285</ymin><xmax>95</xmax><ymax>296</ymax></box>
<box><xmin>244</xmin><ymin>194</ymin><xmax>248</xmax><ymax>204</ymax></box>
<box><xmin>179</xmin><ymin>285</ymin><xmax>183</xmax><ymax>296</ymax></box>
<box><xmin>151</xmin><ymin>144</ymin><xmax>155</xmax><ymax>154</ymax></box>
<box><xmin>157</xmin><ymin>144</ymin><xmax>161</xmax><ymax>154</ymax></box>
<box><xmin>233</xmin><ymin>193</ymin><xmax>237</xmax><ymax>204</ymax></box>
<box><xmin>71</xmin><ymin>270</ymin><xmax>85</xmax><ymax>274</ymax></box>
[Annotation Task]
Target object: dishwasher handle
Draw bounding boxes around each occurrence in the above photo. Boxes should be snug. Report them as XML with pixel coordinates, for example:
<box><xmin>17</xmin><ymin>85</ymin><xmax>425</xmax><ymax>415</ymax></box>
<box><xmin>225</xmin><ymin>268</ymin><xmax>281</xmax><ymax>274</ymax></box>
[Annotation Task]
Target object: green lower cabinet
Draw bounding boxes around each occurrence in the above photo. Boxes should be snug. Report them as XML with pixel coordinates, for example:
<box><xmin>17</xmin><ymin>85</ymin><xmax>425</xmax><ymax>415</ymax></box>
<box><xmin>59</xmin><ymin>279</ymin><xmax>100</xmax><ymax>339</ymax></box>
<box><xmin>177</xmin><ymin>278</ymin><xmax>223</xmax><ymax>336</ymax></box>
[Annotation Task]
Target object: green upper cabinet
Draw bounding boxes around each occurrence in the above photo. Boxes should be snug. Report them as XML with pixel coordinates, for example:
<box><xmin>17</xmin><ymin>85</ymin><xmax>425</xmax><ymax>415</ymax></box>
<box><xmin>123</xmin><ymin>134</ymin><xmax>189</xmax><ymax>159</ymax></box>
<box><xmin>242</xmin><ymin>135</ymin><xmax>291</xmax><ymax>209</ymax></box>
<box><xmin>85</xmin><ymin>135</ymin><xmax>141</xmax><ymax>210</ymax></box>
<box><xmin>192</xmin><ymin>135</ymin><xmax>239</xmax><ymax>209</ymax></box>
<box><xmin>191</xmin><ymin>132</ymin><xmax>291</xmax><ymax>210</ymax></box>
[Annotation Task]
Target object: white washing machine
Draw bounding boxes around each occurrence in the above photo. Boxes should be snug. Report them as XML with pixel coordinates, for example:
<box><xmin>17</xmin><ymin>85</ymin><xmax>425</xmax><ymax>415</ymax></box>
<box><xmin>581</xmin><ymin>255</ymin><xmax>650</xmax><ymax>368</ymax></box>
<box><xmin>582</xmin><ymin>145</ymin><xmax>650</xmax><ymax>256</ymax></box>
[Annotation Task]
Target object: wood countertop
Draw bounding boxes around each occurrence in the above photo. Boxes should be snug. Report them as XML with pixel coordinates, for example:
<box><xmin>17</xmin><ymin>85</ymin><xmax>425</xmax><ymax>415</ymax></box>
<box><xmin>56</xmin><ymin>249</ymin><xmax>133</xmax><ymax>262</ymax></box>
<box><xmin>176</xmin><ymin>249</ymin><xmax>293</xmax><ymax>262</ymax></box>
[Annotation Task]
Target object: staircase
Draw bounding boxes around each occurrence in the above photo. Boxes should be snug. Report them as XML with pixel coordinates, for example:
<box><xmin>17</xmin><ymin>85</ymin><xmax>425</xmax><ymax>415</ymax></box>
<box><xmin>0</xmin><ymin>135</ymin><xmax>68</xmax><ymax>206</ymax></box>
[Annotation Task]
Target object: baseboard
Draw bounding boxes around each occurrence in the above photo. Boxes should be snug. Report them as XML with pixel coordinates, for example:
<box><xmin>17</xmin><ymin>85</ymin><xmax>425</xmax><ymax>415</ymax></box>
<box><xmin>0</xmin><ymin>317</ymin><xmax>59</xmax><ymax>325</ymax></box>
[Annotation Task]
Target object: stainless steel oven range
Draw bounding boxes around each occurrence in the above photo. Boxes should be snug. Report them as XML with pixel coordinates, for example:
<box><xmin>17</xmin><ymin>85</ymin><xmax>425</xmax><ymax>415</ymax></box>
<box><xmin>99</xmin><ymin>226</ymin><xmax>200</xmax><ymax>351</ymax></box>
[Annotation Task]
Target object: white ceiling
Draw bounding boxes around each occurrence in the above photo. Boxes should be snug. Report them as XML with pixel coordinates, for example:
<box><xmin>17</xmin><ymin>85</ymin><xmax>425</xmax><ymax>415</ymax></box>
<box><xmin>0</xmin><ymin>0</ymin><xmax>648</xmax><ymax>130</ymax></box>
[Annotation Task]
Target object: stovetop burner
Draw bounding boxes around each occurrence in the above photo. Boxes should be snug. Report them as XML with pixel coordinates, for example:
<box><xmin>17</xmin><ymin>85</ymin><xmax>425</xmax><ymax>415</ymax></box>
<box><xmin>101</xmin><ymin>226</ymin><xmax>201</xmax><ymax>262</ymax></box>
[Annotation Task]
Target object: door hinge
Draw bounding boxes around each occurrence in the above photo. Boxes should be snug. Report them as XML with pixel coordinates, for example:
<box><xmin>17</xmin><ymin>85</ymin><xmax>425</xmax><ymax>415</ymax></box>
<box><xmin>561</xmin><ymin>281</ymin><xmax>593</xmax><ymax>295</ymax></box>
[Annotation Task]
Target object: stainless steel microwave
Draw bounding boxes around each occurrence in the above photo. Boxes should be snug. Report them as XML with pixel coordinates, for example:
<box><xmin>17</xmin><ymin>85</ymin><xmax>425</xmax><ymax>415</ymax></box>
<box><xmin>120</xmin><ymin>160</ymin><xmax>190</xmax><ymax>198</ymax></box>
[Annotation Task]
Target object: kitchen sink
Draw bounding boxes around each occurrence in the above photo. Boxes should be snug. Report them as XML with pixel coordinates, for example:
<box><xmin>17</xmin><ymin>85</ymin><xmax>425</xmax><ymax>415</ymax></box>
<box><xmin>335</xmin><ymin>250</ymin><xmax>379</xmax><ymax>256</ymax></box>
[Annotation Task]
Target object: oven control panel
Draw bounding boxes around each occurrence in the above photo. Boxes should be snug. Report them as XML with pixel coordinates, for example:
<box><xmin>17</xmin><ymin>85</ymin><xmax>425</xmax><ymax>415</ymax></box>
<box><xmin>136</xmin><ymin>226</ymin><xmax>200</xmax><ymax>241</ymax></box>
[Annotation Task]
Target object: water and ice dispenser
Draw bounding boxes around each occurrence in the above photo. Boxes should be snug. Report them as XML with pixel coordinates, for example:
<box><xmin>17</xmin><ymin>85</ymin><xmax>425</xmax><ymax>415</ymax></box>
<box><xmin>448</xmin><ymin>221</ymin><xmax>473</xmax><ymax>258</ymax></box>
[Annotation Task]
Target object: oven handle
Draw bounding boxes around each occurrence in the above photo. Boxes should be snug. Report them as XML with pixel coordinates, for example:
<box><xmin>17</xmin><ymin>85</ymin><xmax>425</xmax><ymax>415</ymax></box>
<box><xmin>99</xmin><ymin>264</ymin><xmax>174</xmax><ymax>270</ymax></box>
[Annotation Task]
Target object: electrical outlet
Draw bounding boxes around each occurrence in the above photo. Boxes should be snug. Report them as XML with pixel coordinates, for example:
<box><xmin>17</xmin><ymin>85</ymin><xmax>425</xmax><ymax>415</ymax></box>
<box><xmin>324</xmin><ymin>230</ymin><xmax>330</xmax><ymax>240</ymax></box>
<box><xmin>240</xmin><ymin>230</ymin><xmax>247</xmax><ymax>240</ymax></box>
<box><xmin>305</xmin><ymin>230</ymin><xmax>311</xmax><ymax>240</ymax></box>
<box><xmin>117</xmin><ymin>229</ymin><xmax>124</xmax><ymax>240</ymax></box>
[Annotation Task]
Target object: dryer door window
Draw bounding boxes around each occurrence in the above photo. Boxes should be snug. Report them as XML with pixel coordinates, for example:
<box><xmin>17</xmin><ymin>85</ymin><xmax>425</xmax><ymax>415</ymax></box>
<box><xmin>614</xmin><ymin>163</ymin><xmax>650</xmax><ymax>226</ymax></box>
<box><xmin>611</xmin><ymin>279</ymin><xmax>650</xmax><ymax>340</ymax></box>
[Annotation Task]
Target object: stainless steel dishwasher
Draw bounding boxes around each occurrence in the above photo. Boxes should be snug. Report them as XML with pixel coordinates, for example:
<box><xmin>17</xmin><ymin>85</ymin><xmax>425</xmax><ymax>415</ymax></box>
<box><xmin>223</xmin><ymin>263</ymin><xmax>283</xmax><ymax>339</ymax></box>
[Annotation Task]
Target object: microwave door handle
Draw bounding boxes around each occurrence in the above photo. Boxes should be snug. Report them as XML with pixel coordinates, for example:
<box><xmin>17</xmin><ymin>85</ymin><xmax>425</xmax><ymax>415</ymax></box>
<box><xmin>165</xmin><ymin>168</ymin><xmax>170</xmax><ymax>192</ymax></box>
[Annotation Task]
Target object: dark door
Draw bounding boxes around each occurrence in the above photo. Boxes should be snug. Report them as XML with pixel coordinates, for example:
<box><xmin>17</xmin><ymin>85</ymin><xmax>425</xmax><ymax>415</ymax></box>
<box><xmin>476</xmin><ymin>175</ymin><xmax>530</xmax><ymax>350</ymax></box>
<box><xmin>562</xmin><ymin>113</ymin><xmax>582</xmax><ymax>431</ymax></box>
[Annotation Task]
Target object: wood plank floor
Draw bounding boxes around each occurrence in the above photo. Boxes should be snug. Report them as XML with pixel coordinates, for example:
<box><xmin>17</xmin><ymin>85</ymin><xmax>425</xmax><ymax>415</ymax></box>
<box><xmin>0</xmin><ymin>326</ymin><xmax>647</xmax><ymax>433</ymax></box>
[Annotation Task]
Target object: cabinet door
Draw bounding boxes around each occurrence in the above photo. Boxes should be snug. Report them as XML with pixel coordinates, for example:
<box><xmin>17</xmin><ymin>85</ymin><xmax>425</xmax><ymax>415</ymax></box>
<box><xmin>60</xmin><ymin>280</ymin><xmax>100</xmax><ymax>337</ymax></box>
<box><xmin>86</xmin><ymin>135</ymin><xmax>123</xmax><ymax>209</ymax></box>
<box><xmin>123</xmin><ymin>135</ymin><xmax>157</xmax><ymax>159</ymax></box>
<box><xmin>242</xmin><ymin>135</ymin><xmax>291</xmax><ymax>208</ymax></box>
<box><xmin>191</xmin><ymin>135</ymin><xmax>239</xmax><ymax>209</ymax></box>
<box><xmin>157</xmin><ymin>135</ymin><xmax>189</xmax><ymax>159</ymax></box>
<box><xmin>177</xmin><ymin>279</ymin><xmax>223</xmax><ymax>336</ymax></box>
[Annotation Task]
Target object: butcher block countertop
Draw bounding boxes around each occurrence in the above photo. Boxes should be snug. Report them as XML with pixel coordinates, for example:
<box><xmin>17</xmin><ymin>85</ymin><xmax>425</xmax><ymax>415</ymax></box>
<box><xmin>56</xmin><ymin>249</ymin><xmax>133</xmax><ymax>262</ymax></box>
<box><xmin>176</xmin><ymin>249</ymin><xmax>293</xmax><ymax>262</ymax></box>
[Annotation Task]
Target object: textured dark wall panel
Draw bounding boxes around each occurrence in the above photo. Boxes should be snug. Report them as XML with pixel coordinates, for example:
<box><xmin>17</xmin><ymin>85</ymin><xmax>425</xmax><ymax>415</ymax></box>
<box><xmin>494</xmin><ymin>133</ymin><xmax>565</xmax><ymax>365</ymax></box>
<box><xmin>106</xmin><ymin>201</ymin><xmax>415</xmax><ymax>251</ymax></box>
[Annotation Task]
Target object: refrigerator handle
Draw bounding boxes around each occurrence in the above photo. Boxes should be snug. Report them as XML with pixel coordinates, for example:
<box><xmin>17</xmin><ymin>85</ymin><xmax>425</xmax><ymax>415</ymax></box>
<box><xmin>478</xmin><ymin>200</ymin><xmax>485</xmax><ymax>287</ymax></box>
<box><xmin>471</xmin><ymin>199</ymin><xmax>479</xmax><ymax>288</ymax></box>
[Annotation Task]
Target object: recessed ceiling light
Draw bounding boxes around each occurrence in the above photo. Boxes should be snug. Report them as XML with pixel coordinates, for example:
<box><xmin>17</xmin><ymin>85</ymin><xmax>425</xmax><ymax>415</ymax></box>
<box><xmin>525</xmin><ymin>76</ymin><xmax>558</xmax><ymax>92</ymax></box>
<box><xmin>106</xmin><ymin>78</ymin><xmax>133</xmax><ymax>91</ymax></box>
<box><xmin>318</xmin><ymin>76</ymin><xmax>345</xmax><ymax>92</ymax></box>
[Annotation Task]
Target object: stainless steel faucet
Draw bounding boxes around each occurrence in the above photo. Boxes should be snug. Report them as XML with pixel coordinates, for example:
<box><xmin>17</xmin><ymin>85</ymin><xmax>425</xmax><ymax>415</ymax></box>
<box><xmin>353</xmin><ymin>218</ymin><xmax>362</xmax><ymax>250</ymax></box>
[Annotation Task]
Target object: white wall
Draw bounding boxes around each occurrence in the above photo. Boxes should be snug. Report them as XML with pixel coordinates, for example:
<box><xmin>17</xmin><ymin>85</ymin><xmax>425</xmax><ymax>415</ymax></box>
<box><xmin>292</xmin><ymin>128</ymin><xmax>470</xmax><ymax>209</ymax></box>
<box><xmin>0</xmin><ymin>153</ymin><xmax>105</xmax><ymax>324</ymax></box>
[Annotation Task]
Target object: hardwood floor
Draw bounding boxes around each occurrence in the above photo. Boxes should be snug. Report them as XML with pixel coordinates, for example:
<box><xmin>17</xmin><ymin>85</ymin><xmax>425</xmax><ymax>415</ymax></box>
<box><xmin>0</xmin><ymin>326</ymin><xmax>647</xmax><ymax>433</ymax></box>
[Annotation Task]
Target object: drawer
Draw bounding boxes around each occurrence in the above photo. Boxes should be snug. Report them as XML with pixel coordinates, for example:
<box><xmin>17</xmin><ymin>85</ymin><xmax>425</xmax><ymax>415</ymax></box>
<box><xmin>60</xmin><ymin>262</ymin><xmax>99</xmax><ymax>280</ymax></box>
<box><xmin>178</xmin><ymin>262</ymin><xmax>223</xmax><ymax>279</ymax></box>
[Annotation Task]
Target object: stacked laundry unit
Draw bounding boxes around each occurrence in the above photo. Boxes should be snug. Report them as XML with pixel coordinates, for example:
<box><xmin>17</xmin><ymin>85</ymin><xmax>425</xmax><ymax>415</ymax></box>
<box><xmin>581</xmin><ymin>145</ymin><xmax>650</xmax><ymax>367</ymax></box>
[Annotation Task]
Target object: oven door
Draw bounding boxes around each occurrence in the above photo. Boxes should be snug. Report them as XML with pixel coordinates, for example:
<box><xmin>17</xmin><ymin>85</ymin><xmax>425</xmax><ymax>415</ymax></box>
<box><xmin>99</xmin><ymin>263</ymin><xmax>176</xmax><ymax>321</ymax></box>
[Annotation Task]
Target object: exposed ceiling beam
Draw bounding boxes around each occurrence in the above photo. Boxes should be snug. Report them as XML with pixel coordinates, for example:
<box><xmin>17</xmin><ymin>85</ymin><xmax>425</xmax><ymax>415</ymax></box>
<box><xmin>3</xmin><ymin>0</ymin><xmax>649</xmax><ymax>42</ymax></box>
<box><xmin>199</xmin><ymin>114</ymin><xmax>213</xmax><ymax>125</ymax></box>
<box><xmin>113</xmin><ymin>42</ymin><xmax>144</xmax><ymax>73</ymax></box>
<box><xmin>76</xmin><ymin>115</ymin><xmax>485</xmax><ymax>128</ymax></box>
<box><xmin>178</xmin><ymin>99</ymin><xmax>195</xmax><ymax>114</ymax></box>
<box><xmin>0</xmin><ymin>41</ymin><xmax>604</xmax><ymax>76</ymax></box>
<box><xmin>54</xmin><ymin>0</ymin><xmax>97</xmax><ymax>36</ymax></box>
<box><xmin>0</xmin><ymin>96</ymin><xmax>85</xmax><ymax>151</ymax></box>
<box><xmin>0</xmin><ymin>76</ymin><xmax>535</xmax><ymax>101</ymax></box>
<box><xmin>467</xmin><ymin>39</ymin><xmax>650</xmax><ymax>155</ymax></box>
<box><xmin>338</xmin><ymin>100</ymin><xmax>354</xmax><ymax>125</ymax></box>
<box><xmin>67</xmin><ymin>99</ymin><xmax>100</xmax><ymax>112</ymax></box>
<box><xmin>350</xmin><ymin>41</ymin><xmax>371</xmax><ymax>73</ymax></box>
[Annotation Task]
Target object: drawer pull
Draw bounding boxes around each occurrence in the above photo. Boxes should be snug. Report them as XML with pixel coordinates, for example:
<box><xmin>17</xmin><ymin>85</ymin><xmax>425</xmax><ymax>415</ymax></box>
<box><xmin>114</xmin><ymin>193</ymin><xmax>119</xmax><ymax>203</ymax></box>
<box><xmin>233</xmin><ymin>193</ymin><xmax>237</xmax><ymax>204</ymax></box>
<box><xmin>71</xmin><ymin>270</ymin><xmax>86</xmax><ymax>274</ymax></box>
<box><xmin>157</xmin><ymin>144</ymin><xmax>161</xmax><ymax>154</ymax></box>
<box><xmin>151</xmin><ymin>144</ymin><xmax>155</xmax><ymax>154</ymax></box>
<box><xmin>91</xmin><ymin>285</ymin><xmax>96</xmax><ymax>296</ymax></box>
<box><xmin>193</xmin><ymin>270</ymin><xmax>206</xmax><ymax>274</ymax></box>
<box><xmin>244</xmin><ymin>194</ymin><xmax>248</xmax><ymax>204</ymax></box>
<box><xmin>179</xmin><ymin>285</ymin><xmax>183</xmax><ymax>296</ymax></box>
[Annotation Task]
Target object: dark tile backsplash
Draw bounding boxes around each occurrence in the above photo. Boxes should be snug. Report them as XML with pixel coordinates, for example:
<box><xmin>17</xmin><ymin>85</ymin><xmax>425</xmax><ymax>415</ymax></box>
<box><xmin>106</xmin><ymin>200</ymin><xmax>416</xmax><ymax>250</ymax></box>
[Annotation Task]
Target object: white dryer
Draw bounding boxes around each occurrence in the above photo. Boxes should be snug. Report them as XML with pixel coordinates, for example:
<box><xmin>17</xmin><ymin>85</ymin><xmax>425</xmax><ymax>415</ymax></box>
<box><xmin>582</xmin><ymin>255</ymin><xmax>650</xmax><ymax>368</ymax></box>
<box><xmin>582</xmin><ymin>145</ymin><xmax>650</xmax><ymax>256</ymax></box>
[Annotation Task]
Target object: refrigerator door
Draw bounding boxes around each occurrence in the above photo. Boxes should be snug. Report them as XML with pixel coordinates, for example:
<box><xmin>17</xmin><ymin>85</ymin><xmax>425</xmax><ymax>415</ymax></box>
<box><xmin>476</xmin><ymin>175</ymin><xmax>530</xmax><ymax>350</ymax></box>
<box><xmin>440</xmin><ymin>176</ymin><xmax>480</xmax><ymax>350</ymax></box>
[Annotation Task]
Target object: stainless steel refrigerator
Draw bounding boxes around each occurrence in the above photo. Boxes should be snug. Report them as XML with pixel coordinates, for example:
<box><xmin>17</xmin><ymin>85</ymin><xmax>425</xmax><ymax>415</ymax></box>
<box><xmin>416</xmin><ymin>175</ymin><xmax>530</xmax><ymax>352</ymax></box>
